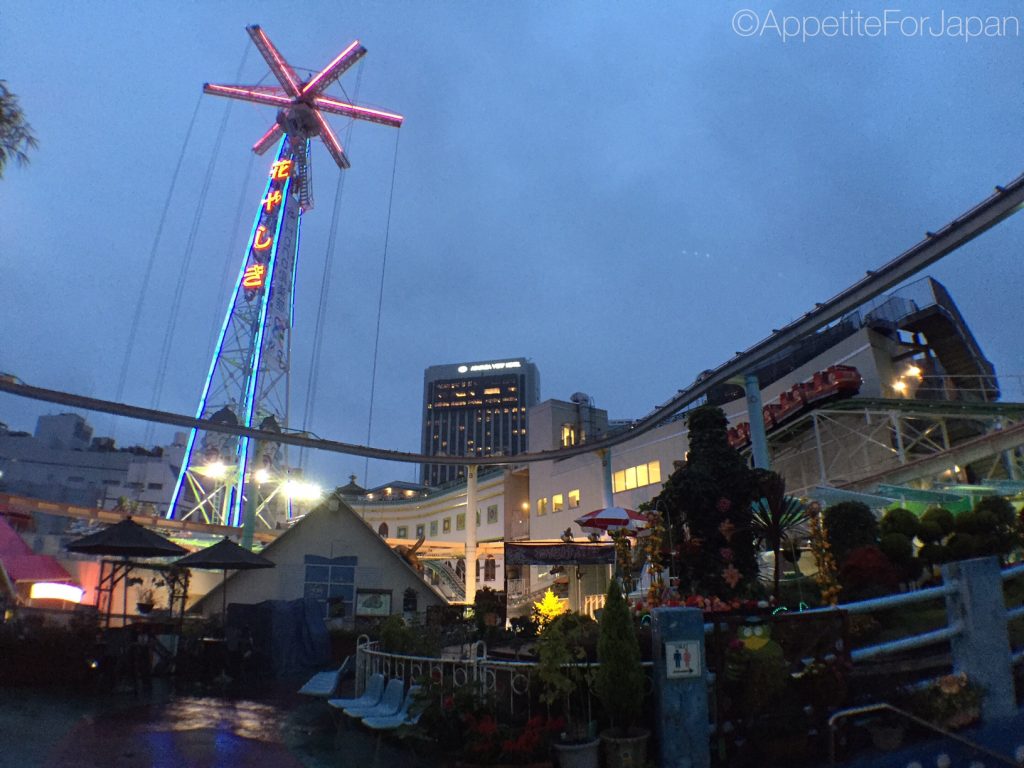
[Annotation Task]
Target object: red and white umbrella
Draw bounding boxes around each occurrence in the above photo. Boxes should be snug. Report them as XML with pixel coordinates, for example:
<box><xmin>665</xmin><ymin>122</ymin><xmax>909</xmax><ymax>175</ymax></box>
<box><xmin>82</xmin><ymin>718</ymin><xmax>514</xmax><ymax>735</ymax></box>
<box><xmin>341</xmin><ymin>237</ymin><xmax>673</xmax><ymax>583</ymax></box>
<box><xmin>574</xmin><ymin>507</ymin><xmax>649</xmax><ymax>534</ymax></box>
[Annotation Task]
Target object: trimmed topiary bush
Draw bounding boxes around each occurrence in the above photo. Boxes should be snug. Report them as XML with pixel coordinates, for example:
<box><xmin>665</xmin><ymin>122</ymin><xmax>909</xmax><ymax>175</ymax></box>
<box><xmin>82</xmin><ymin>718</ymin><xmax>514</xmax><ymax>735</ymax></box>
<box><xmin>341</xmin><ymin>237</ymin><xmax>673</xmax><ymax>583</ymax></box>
<box><xmin>880</xmin><ymin>508</ymin><xmax>919</xmax><ymax>539</ymax></box>
<box><xmin>921</xmin><ymin>507</ymin><xmax>955</xmax><ymax>540</ymax></box>
<box><xmin>824</xmin><ymin>502</ymin><xmax>879</xmax><ymax>566</ymax></box>
<box><xmin>879</xmin><ymin>532</ymin><xmax>913</xmax><ymax>565</ymax></box>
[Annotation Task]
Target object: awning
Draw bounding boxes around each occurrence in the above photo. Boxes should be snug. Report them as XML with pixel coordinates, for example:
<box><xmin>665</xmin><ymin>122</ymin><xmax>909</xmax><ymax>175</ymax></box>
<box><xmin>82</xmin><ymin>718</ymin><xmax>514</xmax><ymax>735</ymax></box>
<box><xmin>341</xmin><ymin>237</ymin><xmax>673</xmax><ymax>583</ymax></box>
<box><xmin>504</xmin><ymin>541</ymin><xmax>616</xmax><ymax>566</ymax></box>
<box><xmin>2</xmin><ymin>554</ymin><xmax>72</xmax><ymax>583</ymax></box>
<box><xmin>875</xmin><ymin>485</ymin><xmax>968</xmax><ymax>505</ymax></box>
<box><xmin>810</xmin><ymin>486</ymin><xmax>896</xmax><ymax>509</ymax></box>
<box><xmin>0</xmin><ymin>516</ymin><xmax>73</xmax><ymax>585</ymax></box>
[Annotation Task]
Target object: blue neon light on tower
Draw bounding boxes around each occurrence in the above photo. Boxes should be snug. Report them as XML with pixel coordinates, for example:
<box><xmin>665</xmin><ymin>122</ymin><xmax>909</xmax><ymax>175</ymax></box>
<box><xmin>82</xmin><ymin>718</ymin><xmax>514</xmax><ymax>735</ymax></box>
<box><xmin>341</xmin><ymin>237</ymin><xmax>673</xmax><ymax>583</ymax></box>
<box><xmin>166</xmin><ymin>24</ymin><xmax>402</xmax><ymax>534</ymax></box>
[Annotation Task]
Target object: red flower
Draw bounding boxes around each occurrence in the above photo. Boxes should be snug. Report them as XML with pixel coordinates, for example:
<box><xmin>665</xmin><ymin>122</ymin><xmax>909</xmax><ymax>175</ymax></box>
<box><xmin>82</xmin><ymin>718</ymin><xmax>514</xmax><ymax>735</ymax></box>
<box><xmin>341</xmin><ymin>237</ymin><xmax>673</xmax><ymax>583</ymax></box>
<box><xmin>475</xmin><ymin>715</ymin><xmax>498</xmax><ymax>735</ymax></box>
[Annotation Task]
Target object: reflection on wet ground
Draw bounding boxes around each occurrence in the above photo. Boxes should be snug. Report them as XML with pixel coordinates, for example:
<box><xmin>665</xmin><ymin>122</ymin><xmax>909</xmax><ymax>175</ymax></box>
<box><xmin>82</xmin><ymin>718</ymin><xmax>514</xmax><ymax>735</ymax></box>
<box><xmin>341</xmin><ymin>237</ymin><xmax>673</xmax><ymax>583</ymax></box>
<box><xmin>0</xmin><ymin>686</ymin><xmax>438</xmax><ymax>768</ymax></box>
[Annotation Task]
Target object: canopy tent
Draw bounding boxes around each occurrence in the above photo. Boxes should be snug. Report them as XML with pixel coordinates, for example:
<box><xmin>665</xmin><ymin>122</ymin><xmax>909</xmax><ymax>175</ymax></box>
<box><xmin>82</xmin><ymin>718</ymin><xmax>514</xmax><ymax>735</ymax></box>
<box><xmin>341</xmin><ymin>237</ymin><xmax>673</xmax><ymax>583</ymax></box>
<box><xmin>0</xmin><ymin>516</ymin><xmax>75</xmax><ymax>600</ymax></box>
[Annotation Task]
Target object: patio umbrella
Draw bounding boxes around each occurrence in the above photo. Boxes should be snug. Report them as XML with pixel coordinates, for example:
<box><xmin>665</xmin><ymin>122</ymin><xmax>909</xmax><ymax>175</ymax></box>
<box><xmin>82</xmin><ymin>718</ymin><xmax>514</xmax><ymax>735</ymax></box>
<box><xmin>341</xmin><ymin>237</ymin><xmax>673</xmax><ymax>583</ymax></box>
<box><xmin>66</xmin><ymin>517</ymin><xmax>188</xmax><ymax>558</ymax></box>
<box><xmin>66</xmin><ymin>517</ymin><xmax>188</xmax><ymax>621</ymax></box>
<box><xmin>173</xmin><ymin>538</ymin><xmax>275</xmax><ymax>618</ymax></box>
<box><xmin>574</xmin><ymin>507</ymin><xmax>649</xmax><ymax>534</ymax></box>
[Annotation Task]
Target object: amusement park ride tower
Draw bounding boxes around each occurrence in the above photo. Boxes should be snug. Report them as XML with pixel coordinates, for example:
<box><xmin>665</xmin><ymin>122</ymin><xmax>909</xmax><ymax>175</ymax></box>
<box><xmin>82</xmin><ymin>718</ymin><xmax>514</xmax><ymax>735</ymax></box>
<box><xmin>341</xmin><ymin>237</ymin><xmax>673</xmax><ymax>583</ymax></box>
<box><xmin>166</xmin><ymin>26</ymin><xmax>402</xmax><ymax>539</ymax></box>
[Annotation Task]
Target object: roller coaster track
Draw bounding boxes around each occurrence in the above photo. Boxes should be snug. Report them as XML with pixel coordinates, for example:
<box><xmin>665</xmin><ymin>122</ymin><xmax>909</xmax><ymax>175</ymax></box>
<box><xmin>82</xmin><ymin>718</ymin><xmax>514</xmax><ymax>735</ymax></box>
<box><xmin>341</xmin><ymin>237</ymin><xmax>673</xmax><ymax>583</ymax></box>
<box><xmin>3</xmin><ymin>170</ymin><xmax>1023</xmax><ymax>466</ymax></box>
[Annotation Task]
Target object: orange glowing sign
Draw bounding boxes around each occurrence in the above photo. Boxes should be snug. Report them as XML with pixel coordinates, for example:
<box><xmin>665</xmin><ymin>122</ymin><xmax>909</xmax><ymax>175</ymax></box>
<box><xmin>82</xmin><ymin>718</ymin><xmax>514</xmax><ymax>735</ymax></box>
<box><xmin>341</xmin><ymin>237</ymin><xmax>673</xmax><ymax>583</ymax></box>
<box><xmin>262</xmin><ymin>190</ymin><xmax>283</xmax><ymax>213</ymax></box>
<box><xmin>253</xmin><ymin>226</ymin><xmax>273</xmax><ymax>250</ymax></box>
<box><xmin>243</xmin><ymin>264</ymin><xmax>267</xmax><ymax>288</ymax></box>
<box><xmin>270</xmin><ymin>159</ymin><xmax>293</xmax><ymax>180</ymax></box>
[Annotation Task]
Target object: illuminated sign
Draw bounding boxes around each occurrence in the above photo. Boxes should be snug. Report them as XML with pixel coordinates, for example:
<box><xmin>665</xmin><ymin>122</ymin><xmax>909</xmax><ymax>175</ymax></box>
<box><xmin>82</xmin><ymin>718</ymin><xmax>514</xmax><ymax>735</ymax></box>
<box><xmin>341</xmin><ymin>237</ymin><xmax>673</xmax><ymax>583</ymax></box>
<box><xmin>243</xmin><ymin>264</ymin><xmax>267</xmax><ymax>288</ymax></box>
<box><xmin>30</xmin><ymin>582</ymin><xmax>84</xmax><ymax>603</ymax></box>
<box><xmin>269</xmin><ymin>159</ymin><xmax>293</xmax><ymax>180</ymax></box>
<box><xmin>262</xmin><ymin>190</ymin><xmax>283</xmax><ymax>213</ymax></box>
<box><xmin>253</xmin><ymin>225</ymin><xmax>274</xmax><ymax>250</ymax></box>
<box><xmin>456</xmin><ymin>361</ymin><xmax>523</xmax><ymax>373</ymax></box>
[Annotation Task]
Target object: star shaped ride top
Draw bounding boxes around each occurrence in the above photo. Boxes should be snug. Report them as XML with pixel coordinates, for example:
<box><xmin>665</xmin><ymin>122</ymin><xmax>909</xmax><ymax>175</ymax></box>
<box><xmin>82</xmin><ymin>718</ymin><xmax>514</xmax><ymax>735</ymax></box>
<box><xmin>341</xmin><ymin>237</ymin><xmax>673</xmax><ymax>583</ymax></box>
<box><xmin>204</xmin><ymin>25</ymin><xmax>403</xmax><ymax>171</ymax></box>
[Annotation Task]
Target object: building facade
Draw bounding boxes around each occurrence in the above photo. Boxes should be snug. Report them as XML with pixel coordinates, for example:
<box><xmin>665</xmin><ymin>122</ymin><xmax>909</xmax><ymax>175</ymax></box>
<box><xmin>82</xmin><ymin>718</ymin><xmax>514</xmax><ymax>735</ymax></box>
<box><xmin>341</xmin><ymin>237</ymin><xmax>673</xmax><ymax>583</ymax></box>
<box><xmin>0</xmin><ymin>414</ymin><xmax>184</xmax><ymax>512</ymax></box>
<box><xmin>420</xmin><ymin>358</ymin><xmax>540</xmax><ymax>486</ymax></box>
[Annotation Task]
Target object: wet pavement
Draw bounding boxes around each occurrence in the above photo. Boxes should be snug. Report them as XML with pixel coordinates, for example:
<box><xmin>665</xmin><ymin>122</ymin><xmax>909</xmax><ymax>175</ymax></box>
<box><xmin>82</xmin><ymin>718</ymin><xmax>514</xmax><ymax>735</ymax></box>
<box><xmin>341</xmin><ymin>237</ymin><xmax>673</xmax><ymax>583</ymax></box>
<box><xmin>0</xmin><ymin>686</ymin><xmax>438</xmax><ymax>768</ymax></box>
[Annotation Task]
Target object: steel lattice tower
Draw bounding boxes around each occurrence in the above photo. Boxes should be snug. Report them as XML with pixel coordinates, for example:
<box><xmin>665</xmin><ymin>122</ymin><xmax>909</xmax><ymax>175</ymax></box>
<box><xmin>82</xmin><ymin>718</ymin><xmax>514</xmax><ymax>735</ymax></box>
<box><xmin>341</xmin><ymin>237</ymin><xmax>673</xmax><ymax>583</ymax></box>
<box><xmin>167</xmin><ymin>25</ymin><xmax>402</xmax><ymax>535</ymax></box>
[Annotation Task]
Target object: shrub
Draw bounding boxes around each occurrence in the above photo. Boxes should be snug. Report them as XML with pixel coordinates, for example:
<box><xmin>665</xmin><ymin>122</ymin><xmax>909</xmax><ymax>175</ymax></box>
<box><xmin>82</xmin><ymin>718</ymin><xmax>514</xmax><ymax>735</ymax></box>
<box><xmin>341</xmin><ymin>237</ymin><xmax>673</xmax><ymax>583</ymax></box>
<box><xmin>595</xmin><ymin>579</ymin><xmax>644</xmax><ymax>734</ymax></box>
<box><xmin>880</xmin><ymin>508</ymin><xmax>919</xmax><ymax>539</ymax></box>
<box><xmin>824</xmin><ymin>502</ymin><xmax>879</xmax><ymax>565</ymax></box>
<box><xmin>946</xmin><ymin>533</ymin><xmax>978</xmax><ymax>561</ymax></box>
<box><xmin>951</xmin><ymin>497</ymin><xmax>1020</xmax><ymax>562</ymax></box>
<box><xmin>921</xmin><ymin>507</ymin><xmax>955</xmax><ymax>540</ymax></box>
<box><xmin>838</xmin><ymin>546</ymin><xmax>900</xmax><ymax>601</ymax></box>
<box><xmin>879</xmin><ymin>532</ymin><xmax>913</xmax><ymax>565</ymax></box>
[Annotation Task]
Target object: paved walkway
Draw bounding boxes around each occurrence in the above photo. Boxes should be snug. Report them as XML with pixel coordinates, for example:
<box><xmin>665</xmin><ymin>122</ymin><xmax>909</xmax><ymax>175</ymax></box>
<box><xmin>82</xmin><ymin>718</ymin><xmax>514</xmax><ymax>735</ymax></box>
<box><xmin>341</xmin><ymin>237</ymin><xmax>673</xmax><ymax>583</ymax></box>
<box><xmin>0</xmin><ymin>687</ymin><xmax>431</xmax><ymax>768</ymax></box>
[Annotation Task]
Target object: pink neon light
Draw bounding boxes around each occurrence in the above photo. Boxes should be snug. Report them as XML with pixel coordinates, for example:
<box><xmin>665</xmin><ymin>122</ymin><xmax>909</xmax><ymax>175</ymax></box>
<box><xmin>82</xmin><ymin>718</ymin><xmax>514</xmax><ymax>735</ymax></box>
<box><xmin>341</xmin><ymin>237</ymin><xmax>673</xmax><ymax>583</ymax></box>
<box><xmin>301</xmin><ymin>40</ymin><xmax>362</xmax><ymax>95</ymax></box>
<box><xmin>205</xmin><ymin>84</ymin><xmax>293</xmax><ymax>106</ymax></box>
<box><xmin>252</xmin><ymin>123</ymin><xmax>284</xmax><ymax>154</ymax></box>
<box><xmin>314</xmin><ymin>96</ymin><xmax>404</xmax><ymax>125</ymax></box>
<box><xmin>252</xmin><ymin>26</ymin><xmax>301</xmax><ymax>96</ymax></box>
<box><xmin>312</xmin><ymin>110</ymin><xmax>350</xmax><ymax>168</ymax></box>
<box><xmin>313</xmin><ymin>110</ymin><xmax>344</xmax><ymax>154</ymax></box>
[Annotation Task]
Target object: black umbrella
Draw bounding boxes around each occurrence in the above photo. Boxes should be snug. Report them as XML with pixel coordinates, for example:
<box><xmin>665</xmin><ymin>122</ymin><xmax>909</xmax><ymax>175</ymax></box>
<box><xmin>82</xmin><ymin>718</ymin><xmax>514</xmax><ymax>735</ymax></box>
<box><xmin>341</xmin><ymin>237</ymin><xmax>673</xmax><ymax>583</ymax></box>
<box><xmin>66</xmin><ymin>517</ymin><xmax>188</xmax><ymax>621</ymax></box>
<box><xmin>173</xmin><ymin>538</ymin><xmax>275</xmax><ymax>618</ymax></box>
<box><xmin>66</xmin><ymin>517</ymin><xmax>188</xmax><ymax>558</ymax></box>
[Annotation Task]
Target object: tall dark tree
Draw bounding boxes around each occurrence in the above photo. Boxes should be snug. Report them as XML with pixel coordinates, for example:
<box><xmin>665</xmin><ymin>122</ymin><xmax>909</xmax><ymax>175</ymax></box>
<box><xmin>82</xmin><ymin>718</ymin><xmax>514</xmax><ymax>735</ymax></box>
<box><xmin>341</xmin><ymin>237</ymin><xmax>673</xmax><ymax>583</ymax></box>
<box><xmin>650</xmin><ymin>406</ymin><xmax>758</xmax><ymax>598</ymax></box>
<box><xmin>0</xmin><ymin>81</ymin><xmax>37</xmax><ymax>177</ymax></box>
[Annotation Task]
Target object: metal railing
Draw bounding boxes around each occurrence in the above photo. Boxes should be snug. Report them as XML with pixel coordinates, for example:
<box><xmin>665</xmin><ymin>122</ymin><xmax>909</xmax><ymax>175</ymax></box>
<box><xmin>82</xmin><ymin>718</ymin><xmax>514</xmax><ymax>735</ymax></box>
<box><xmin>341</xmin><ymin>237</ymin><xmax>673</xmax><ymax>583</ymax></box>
<box><xmin>1002</xmin><ymin>563</ymin><xmax>1024</xmax><ymax>664</ymax></box>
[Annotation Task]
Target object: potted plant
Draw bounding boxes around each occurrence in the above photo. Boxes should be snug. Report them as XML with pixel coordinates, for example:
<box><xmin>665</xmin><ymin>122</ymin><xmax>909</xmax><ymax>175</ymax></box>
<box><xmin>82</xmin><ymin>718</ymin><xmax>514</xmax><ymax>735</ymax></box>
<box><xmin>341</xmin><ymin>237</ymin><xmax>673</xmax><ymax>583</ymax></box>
<box><xmin>902</xmin><ymin>673</ymin><xmax>983</xmax><ymax>730</ymax></box>
<box><xmin>594</xmin><ymin>579</ymin><xmax>649</xmax><ymax>768</ymax></box>
<box><xmin>135</xmin><ymin>584</ymin><xmax>155</xmax><ymax>615</ymax></box>
<box><xmin>535</xmin><ymin>613</ymin><xmax>599</xmax><ymax>768</ymax></box>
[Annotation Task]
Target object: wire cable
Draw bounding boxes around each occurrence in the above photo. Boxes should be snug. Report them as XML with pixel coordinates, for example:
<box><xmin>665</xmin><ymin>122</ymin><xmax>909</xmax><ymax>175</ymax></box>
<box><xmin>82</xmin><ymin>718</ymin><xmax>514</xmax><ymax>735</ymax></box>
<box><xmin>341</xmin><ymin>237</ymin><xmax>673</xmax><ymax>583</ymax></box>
<box><xmin>297</xmin><ymin>65</ymin><xmax>364</xmax><ymax>470</ymax></box>
<box><xmin>110</xmin><ymin>92</ymin><xmax>203</xmax><ymax>439</ymax></box>
<box><xmin>362</xmin><ymin>127</ymin><xmax>402</xmax><ymax>486</ymax></box>
<box><xmin>144</xmin><ymin>43</ymin><xmax>250</xmax><ymax>444</ymax></box>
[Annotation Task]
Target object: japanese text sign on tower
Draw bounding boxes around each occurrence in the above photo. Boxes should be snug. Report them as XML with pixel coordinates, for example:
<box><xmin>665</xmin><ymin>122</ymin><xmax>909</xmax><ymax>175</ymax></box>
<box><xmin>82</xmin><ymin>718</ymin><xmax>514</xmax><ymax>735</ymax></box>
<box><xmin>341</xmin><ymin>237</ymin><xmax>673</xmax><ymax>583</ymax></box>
<box><xmin>664</xmin><ymin>640</ymin><xmax>701</xmax><ymax>679</ymax></box>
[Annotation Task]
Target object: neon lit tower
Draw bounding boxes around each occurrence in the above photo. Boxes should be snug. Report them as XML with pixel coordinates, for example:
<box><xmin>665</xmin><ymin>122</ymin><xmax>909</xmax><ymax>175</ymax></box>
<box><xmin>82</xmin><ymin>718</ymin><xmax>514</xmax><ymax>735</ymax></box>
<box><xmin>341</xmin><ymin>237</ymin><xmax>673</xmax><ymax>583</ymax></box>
<box><xmin>167</xmin><ymin>25</ymin><xmax>402</xmax><ymax>533</ymax></box>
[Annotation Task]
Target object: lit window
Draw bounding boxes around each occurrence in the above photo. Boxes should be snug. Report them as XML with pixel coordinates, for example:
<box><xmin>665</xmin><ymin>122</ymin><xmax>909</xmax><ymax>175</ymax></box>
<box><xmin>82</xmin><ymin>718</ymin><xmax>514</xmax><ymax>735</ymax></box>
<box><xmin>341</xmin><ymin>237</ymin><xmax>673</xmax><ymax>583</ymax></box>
<box><xmin>443</xmin><ymin>518</ymin><xmax>451</xmax><ymax>533</ymax></box>
<box><xmin>397</xmin><ymin>526</ymin><xmax>408</xmax><ymax>539</ymax></box>
<box><xmin>484</xmin><ymin>387</ymin><xmax>500</xmax><ymax>395</ymax></box>
<box><xmin>429</xmin><ymin>521</ymin><xmax>438</xmax><ymax>536</ymax></box>
<box><xmin>456</xmin><ymin>513</ymin><xmax>466</xmax><ymax>531</ymax></box>
<box><xmin>536</xmin><ymin>498</ymin><xmax>548</xmax><ymax>516</ymax></box>
<box><xmin>552</xmin><ymin>494</ymin><xmax>564</xmax><ymax>513</ymax></box>
<box><xmin>612</xmin><ymin>462</ymin><xmax>663</xmax><ymax>493</ymax></box>
<box><xmin>568</xmin><ymin>489</ymin><xmax>580</xmax><ymax>509</ymax></box>
<box><xmin>416</xmin><ymin>524</ymin><xmax>425</xmax><ymax>539</ymax></box>
<box><xmin>561</xmin><ymin>424</ymin><xmax>576</xmax><ymax>447</ymax></box>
